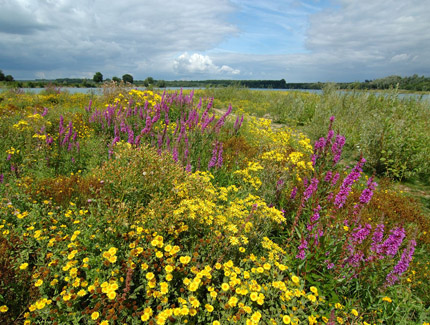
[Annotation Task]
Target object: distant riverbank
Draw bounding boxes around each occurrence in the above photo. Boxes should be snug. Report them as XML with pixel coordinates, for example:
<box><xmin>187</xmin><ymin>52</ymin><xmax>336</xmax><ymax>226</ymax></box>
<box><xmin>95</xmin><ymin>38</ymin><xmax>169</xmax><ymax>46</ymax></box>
<box><xmin>2</xmin><ymin>86</ymin><xmax>429</xmax><ymax>101</ymax></box>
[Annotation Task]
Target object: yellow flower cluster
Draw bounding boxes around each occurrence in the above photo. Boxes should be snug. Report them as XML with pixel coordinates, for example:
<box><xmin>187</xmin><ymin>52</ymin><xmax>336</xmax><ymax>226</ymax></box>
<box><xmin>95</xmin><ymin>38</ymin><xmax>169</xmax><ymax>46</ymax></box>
<box><xmin>234</xmin><ymin>162</ymin><xmax>264</xmax><ymax>190</ymax></box>
<box><xmin>113</xmin><ymin>89</ymin><xmax>162</xmax><ymax>109</ymax></box>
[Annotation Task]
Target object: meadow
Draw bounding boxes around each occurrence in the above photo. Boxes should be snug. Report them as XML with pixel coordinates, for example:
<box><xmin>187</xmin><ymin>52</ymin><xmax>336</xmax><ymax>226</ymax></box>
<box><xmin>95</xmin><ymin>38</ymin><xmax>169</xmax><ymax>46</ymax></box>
<box><xmin>0</xmin><ymin>84</ymin><xmax>429</xmax><ymax>324</ymax></box>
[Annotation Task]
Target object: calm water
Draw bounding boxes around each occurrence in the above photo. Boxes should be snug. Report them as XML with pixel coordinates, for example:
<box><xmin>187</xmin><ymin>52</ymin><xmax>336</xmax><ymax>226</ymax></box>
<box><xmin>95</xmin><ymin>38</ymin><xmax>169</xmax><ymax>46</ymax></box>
<box><xmin>2</xmin><ymin>87</ymin><xmax>429</xmax><ymax>100</ymax></box>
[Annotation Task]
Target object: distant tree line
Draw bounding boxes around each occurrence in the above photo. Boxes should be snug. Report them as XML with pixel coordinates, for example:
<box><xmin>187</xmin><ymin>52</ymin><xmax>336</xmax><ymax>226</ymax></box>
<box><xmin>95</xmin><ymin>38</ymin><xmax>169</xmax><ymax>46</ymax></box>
<box><xmin>338</xmin><ymin>75</ymin><xmax>430</xmax><ymax>91</ymax></box>
<box><xmin>2</xmin><ymin>69</ymin><xmax>430</xmax><ymax>91</ymax></box>
<box><xmin>0</xmin><ymin>70</ymin><xmax>14</xmax><ymax>82</ymax></box>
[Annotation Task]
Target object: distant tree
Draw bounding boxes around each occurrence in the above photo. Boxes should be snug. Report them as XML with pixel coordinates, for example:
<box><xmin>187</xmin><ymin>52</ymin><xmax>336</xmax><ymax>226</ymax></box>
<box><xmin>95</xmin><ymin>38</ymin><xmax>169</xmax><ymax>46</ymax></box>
<box><xmin>122</xmin><ymin>74</ymin><xmax>134</xmax><ymax>84</ymax></box>
<box><xmin>5</xmin><ymin>75</ymin><xmax>14</xmax><ymax>82</ymax></box>
<box><xmin>93</xmin><ymin>72</ymin><xmax>103</xmax><ymax>83</ymax></box>
<box><xmin>112</xmin><ymin>76</ymin><xmax>121</xmax><ymax>83</ymax></box>
<box><xmin>157</xmin><ymin>80</ymin><xmax>166</xmax><ymax>88</ymax></box>
<box><xmin>143</xmin><ymin>76</ymin><xmax>155</xmax><ymax>87</ymax></box>
<box><xmin>0</xmin><ymin>70</ymin><xmax>5</xmax><ymax>81</ymax></box>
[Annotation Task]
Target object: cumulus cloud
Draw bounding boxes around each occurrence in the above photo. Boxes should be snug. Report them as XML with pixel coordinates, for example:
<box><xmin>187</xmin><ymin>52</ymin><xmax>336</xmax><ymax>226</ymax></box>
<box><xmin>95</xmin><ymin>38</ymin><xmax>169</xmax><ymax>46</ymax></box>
<box><xmin>173</xmin><ymin>53</ymin><xmax>240</xmax><ymax>77</ymax></box>
<box><xmin>0</xmin><ymin>0</ymin><xmax>238</xmax><ymax>79</ymax></box>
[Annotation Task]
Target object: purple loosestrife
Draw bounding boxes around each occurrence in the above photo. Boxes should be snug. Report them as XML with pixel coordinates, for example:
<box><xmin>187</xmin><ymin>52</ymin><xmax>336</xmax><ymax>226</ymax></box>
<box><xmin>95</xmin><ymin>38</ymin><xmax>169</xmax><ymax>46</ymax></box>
<box><xmin>216</xmin><ymin>142</ymin><xmax>223</xmax><ymax>168</ymax></box>
<box><xmin>290</xmin><ymin>186</ymin><xmax>297</xmax><ymax>200</ymax></box>
<box><xmin>214</xmin><ymin>104</ymin><xmax>232</xmax><ymax>133</ymax></box>
<box><xmin>0</xmin><ymin>174</ymin><xmax>3</xmax><ymax>183</ymax></box>
<box><xmin>379</xmin><ymin>227</ymin><xmax>406</xmax><ymax>258</ymax></box>
<box><xmin>359</xmin><ymin>177</ymin><xmax>378</xmax><ymax>205</ymax></box>
<box><xmin>59</xmin><ymin>115</ymin><xmax>65</xmax><ymax>136</ymax></box>
<box><xmin>41</xmin><ymin>107</ymin><xmax>49</xmax><ymax>117</ymax></box>
<box><xmin>385</xmin><ymin>239</ymin><xmax>416</xmax><ymax>286</ymax></box>
<box><xmin>172</xmin><ymin>147</ymin><xmax>179</xmax><ymax>163</ymax></box>
<box><xmin>370</xmin><ymin>223</ymin><xmax>385</xmax><ymax>254</ymax></box>
<box><xmin>324</xmin><ymin>171</ymin><xmax>333</xmax><ymax>183</ymax></box>
<box><xmin>334</xmin><ymin>158</ymin><xmax>365</xmax><ymax>208</ymax></box>
<box><xmin>296</xmin><ymin>239</ymin><xmax>308</xmax><ymax>260</ymax></box>
<box><xmin>62</xmin><ymin>121</ymin><xmax>73</xmax><ymax>146</ymax></box>
<box><xmin>303</xmin><ymin>178</ymin><xmax>319</xmax><ymax>202</ymax></box>
<box><xmin>307</xmin><ymin>205</ymin><xmax>321</xmax><ymax>231</ymax></box>
<box><xmin>233</xmin><ymin>114</ymin><xmax>244</xmax><ymax>132</ymax></box>
<box><xmin>347</xmin><ymin>251</ymin><xmax>364</xmax><ymax>268</ymax></box>
<box><xmin>46</xmin><ymin>136</ymin><xmax>53</xmax><ymax>145</ymax></box>
<box><xmin>331</xmin><ymin>172</ymin><xmax>340</xmax><ymax>186</ymax></box>
<box><xmin>350</xmin><ymin>224</ymin><xmax>372</xmax><ymax>245</ymax></box>
<box><xmin>331</xmin><ymin>134</ymin><xmax>346</xmax><ymax>164</ymax></box>
<box><xmin>208</xmin><ymin>142</ymin><xmax>219</xmax><ymax>169</ymax></box>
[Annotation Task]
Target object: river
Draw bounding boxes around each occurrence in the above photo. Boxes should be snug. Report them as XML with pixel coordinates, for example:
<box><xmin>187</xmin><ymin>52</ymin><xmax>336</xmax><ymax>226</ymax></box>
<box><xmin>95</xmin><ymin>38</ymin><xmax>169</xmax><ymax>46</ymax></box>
<box><xmin>1</xmin><ymin>87</ymin><xmax>429</xmax><ymax>101</ymax></box>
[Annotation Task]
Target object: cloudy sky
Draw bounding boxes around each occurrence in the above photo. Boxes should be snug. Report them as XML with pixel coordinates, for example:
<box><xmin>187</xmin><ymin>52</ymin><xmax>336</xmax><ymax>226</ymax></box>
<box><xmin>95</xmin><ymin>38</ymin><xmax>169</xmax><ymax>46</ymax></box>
<box><xmin>1</xmin><ymin>0</ymin><xmax>429</xmax><ymax>82</ymax></box>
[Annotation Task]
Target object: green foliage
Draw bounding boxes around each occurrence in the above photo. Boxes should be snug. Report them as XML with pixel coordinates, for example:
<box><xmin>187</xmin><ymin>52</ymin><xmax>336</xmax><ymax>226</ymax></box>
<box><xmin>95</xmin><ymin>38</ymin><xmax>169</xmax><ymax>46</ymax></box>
<box><xmin>92</xmin><ymin>72</ymin><xmax>103</xmax><ymax>83</ymax></box>
<box><xmin>122</xmin><ymin>73</ymin><xmax>134</xmax><ymax>84</ymax></box>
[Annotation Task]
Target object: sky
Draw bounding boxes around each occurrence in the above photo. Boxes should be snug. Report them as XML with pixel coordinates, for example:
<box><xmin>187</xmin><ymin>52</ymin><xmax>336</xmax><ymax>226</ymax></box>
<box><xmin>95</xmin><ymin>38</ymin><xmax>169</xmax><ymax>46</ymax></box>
<box><xmin>1</xmin><ymin>0</ymin><xmax>430</xmax><ymax>82</ymax></box>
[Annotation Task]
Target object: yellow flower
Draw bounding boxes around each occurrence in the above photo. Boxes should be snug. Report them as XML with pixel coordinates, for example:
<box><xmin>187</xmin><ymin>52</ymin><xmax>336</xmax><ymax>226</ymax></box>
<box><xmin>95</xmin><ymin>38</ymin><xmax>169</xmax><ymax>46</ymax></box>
<box><xmin>165</xmin><ymin>265</ymin><xmax>174</xmax><ymax>273</ymax></box>
<box><xmin>250</xmin><ymin>292</ymin><xmax>259</xmax><ymax>301</ymax></box>
<box><xmin>307</xmin><ymin>294</ymin><xmax>317</xmax><ymax>303</ymax></box>
<box><xmin>180</xmin><ymin>256</ymin><xmax>191</xmax><ymax>264</ymax></box>
<box><xmin>100</xmin><ymin>321</ymin><xmax>109</xmax><ymax>325</ymax></box>
<box><xmin>19</xmin><ymin>262</ymin><xmax>29</xmax><ymax>270</ymax></box>
<box><xmin>291</xmin><ymin>275</ymin><xmax>300</xmax><ymax>285</ymax></box>
<box><xmin>146</xmin><ymin>272</ymin><xmax>155</xmax><ymax>281</ymax></box>
<box><xmin>221</xmin><ymin>283</ymin><xmax>230</xmax><ymax>291</ymax></box>
<box><xmin>0</xmin><ymin>305</ymin><xmax>8</xmax><ymax>313</ymax></box>
<box><xmin>263</xmin><ymin>263</ymin><xmax>271</xmax><ymax>270</ymax></box>
<box><xmin>283</xmin><ymin>315</ymin><xmax>291</xmax><ymax>324</ymax></box>
<box><xmin>91</xmin><ymin>311</ymin><xmax>100</xmax><ymax>320</ymax></box>
<box><xmin>310</xmin><ymin>286</ymin><xmax>318</xmax><ymax>294</ymax></box>
<box><xmin>382</xmin><ymin>296</ymin><xmax>392</xmax><ymax>303</ymax></box>
<box><xmin>251</xmin><ymin>311</ymin><xmax>262</xmax><ymax>322</ymax></box>
<box><xmin>308</xmin><ymin>315</ymin><xmax>317</xmax><ymax>325</ymax></box>
<box><xmin>351</xmin><ymin>309</ymin><xmax>358</xmax><ymax>317</ymax></box>
<box><xmin>77</xmin><ymin>289</ymin><xmax>87</xmax><ymax>297</ymax></box>
<box><xmin>205</xmin><ymin>304</ymin><xmax>214</xmax><ymax>312</ymax></box>
<box><xmin>34</xmin><ymin>279</ymin><xmax>43</xmax><ymax>287</ymax></box>
<box><xmin>213</xmin><ymin>321</ymin><xmax>221</xmax><ymax>325</ymax></box>
<box><xmin>108</xmin><ymin>255</ymin><xmax>117</xmax><ymax>263</ymax></box>
<box><xmin>107</xmin><ymin>291</ymin><xmax>116</xmax><ymax>300</ymax></box>
<box><xmin>228</xmin><ymin>296</ymin><xmax>239</xmax><ymax>307</ymax></box>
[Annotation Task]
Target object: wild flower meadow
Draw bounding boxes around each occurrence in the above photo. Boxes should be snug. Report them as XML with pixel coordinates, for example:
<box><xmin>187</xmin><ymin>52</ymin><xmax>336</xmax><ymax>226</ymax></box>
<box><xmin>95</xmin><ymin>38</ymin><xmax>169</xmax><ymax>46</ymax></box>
<box><xmin>0</xmin><ymin>86</ymin><xmax>429</xmax><ymax>324</ymax></box>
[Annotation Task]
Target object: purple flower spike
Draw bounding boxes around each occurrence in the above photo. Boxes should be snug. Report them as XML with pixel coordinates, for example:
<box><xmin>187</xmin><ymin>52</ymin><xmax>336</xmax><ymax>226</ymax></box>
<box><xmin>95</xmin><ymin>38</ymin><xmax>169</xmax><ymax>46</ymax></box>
<box><xmin>208</xmin><ymin>141</ymin><xmax>218</xmax><ymax>169</ymax></box>
<box><xmin>385</xmin><ymin>239</ymin><xmax>416</xmax><ymax>286</ymax></box>
<box><xmin>216</xmin><ymin>142</ymin><xmax>223</xmax><ymax>168</ymax></box>
<box><xmin>290</xmin><ymin>186</ymin><xmax>297</xmax><ymax>200</ymax></box>
<box><xmin>296</xmin><ymin>239</ymin><xmax>308</xmax><ymax>260</ymax></box>
<box><xmin>303</xmin><ymin>178</ymin><xmax>319</xmax><ymax>201</ymax></box>
<box><xmin>332</xmin><ymin>134</ymin><xmax>346</xmax><ymax>164</ymax></box>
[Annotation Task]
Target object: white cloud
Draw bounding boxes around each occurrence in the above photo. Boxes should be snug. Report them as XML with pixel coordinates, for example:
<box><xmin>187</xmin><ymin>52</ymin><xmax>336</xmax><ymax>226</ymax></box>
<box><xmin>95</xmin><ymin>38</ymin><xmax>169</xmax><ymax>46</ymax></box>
<box><xmin>0</xmin><ymin>0</ymin><xmax>238</xmax><ymax>79</ymax></box>
<box><xmin>173</xmin><ymin>53</ymin><xmax>240</xmax><ymax>77</ymax></box>
<box><xmin>390</xmin><ymin>54</ymin><xmax>410</xmax><ymax>63</ymax></box>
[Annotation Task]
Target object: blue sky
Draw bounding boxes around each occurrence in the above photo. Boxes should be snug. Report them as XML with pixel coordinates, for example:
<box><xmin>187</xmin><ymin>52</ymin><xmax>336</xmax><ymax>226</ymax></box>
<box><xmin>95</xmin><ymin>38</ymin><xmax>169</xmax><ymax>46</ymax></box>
<box><xmin>1</xmin><ymin>0</ymin><xmax>429</xmax><ymax>82</ymax></box>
